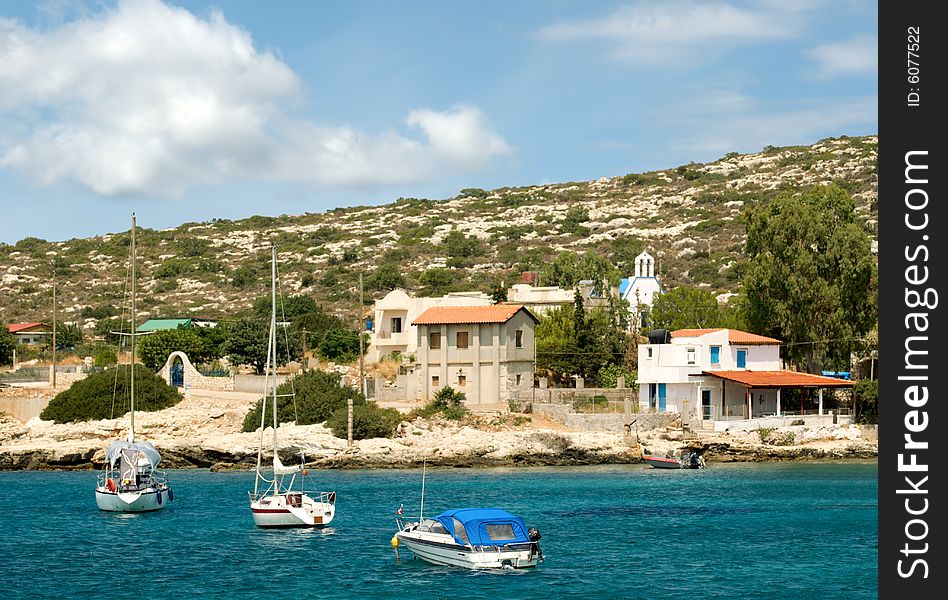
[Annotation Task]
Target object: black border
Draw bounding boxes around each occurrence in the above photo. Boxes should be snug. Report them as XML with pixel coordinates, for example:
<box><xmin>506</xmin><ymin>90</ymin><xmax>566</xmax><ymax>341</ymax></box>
<box><xmin>879</xmin><ymin>1</ymin><xmax>945</xmax><ymax>596</ymax></box>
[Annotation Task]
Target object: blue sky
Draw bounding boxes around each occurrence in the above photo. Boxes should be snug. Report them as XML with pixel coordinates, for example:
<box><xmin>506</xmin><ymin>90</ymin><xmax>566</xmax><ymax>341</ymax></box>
<box><xmin>0</xmin><ymin>0</ymin><xmax>877</xmax><ymax>244</ymax></box>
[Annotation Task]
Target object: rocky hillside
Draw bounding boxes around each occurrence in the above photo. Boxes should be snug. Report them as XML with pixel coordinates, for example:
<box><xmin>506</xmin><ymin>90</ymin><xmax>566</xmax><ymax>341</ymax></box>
<box><xmin>0</xmin><ymin>136</ymin><xmax>877</xmax><ymax>330</ymax></box>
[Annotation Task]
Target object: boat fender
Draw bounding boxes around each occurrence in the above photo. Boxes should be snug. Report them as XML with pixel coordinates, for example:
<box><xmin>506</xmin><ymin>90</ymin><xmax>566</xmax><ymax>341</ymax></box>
<box><xmin>156</xmin><ymin>490</ymin><xmax>163</xmax><ymax>505</ymax></box>
<box><xmin>168</xmin><ymin>487</ymin><xmax>174</xmax><ymax>502</ymax></box>
<box><xmin>391</xmin><ymin>535</ymin><xmax>400</xmax><ymax>549</ymax></box>
<box><xmin>106</xmin><ymin>478</ymin><xmax>116</xmax><ymax>493</ymax></box>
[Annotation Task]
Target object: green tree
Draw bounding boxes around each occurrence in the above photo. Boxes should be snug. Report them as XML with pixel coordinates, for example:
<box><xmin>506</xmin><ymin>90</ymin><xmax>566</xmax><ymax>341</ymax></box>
<box><xmin>50</xmin><ymin>323</ymin><xmax>85</xmax><ymax>349</ymax></box>
<box><xmin>242</xmin><ymin>369</ymin><xmax>365</xmax><ymax>431</ymax></box>
<box><xmin>413</xmin><ymin>386</ymin><xmax>470</xmax><ymax>420</ymax></box>
<box><xmin>365</xmin><ymin>263</ymin><xmax>405</xmax><ymax>292</ymax></box>
<box><xmin>0</xmin><ymin>322</ymin><xmax>15</xmax><ymax>365</ymax></box>
<box><xmin>559</xmin><ymin>206</ymin><xmax>590</xmax><ymax>236</ymax></box>
<box><xmin>742</xmin><ymin>184</ymin><xmax>878</xmax><ymax>372</ymax></box>
<box><xmin>650</xmin><ymin>286</ymin><xmax>723</xmax><ymax>331</ymax></box>
<box><xmin>253</xmin><ymin>294</ymin><xmax>319</xmax><ymax>321</ymax></box>
<box><xmin>419</xmin><ymin>268</ymin><xmax>458</xmax><ymax>296</ymax></box>
<box><xmin>40</xmin><ymin>364</ymin><xmax>181</xmax><ymax>423</ymax></box>
<box><xmin>223</xmin><ymin>319</ymin><xmax>299</xmax><ymax>374</ymax></box>
<box><xmin>539</xmin><ymin>251</ymin><xmax>619</xmax><ymax>292</ymax></box>
<box><xmin>136</xmin><ymin>327</ymin><xmax>217</xmax><ymax>370</ymax></box>
<box><xmin>442</xmin><ymin>230</ymin><xmax>482</xmax><ymax>258</ymax></box>
<box><xmin>490</xmin><ymin>286</ymin><xmax>508</xmax><ymax>304</ymax></box>
<box><xmin>318</xmin><ymin>328</ymin><xmax>365</xmax><ymax>363</ymax></box>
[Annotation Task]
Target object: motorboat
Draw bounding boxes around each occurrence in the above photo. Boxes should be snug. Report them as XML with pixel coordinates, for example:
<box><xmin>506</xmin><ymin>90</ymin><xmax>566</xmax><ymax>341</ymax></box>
<box><xmin>394</xmin><ymin>508</ymin><xmax>543</xmax><ymax>569</ymax></box>
<box><xmin>643</xmin><ymin>450</ymin><xmax>707</xmax><ymax>469</ymax></box>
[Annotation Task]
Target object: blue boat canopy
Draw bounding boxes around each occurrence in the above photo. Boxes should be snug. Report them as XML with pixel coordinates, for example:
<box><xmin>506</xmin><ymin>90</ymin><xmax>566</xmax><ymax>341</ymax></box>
<box><xmin>433</xmin><ymin>508</ymin><xmax>531</xmax><ymax>547</ymax></box>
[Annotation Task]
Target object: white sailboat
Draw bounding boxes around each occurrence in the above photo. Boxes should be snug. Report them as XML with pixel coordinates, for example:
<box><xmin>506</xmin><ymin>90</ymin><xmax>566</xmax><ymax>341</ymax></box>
<box><xmin>249</xmin><ymin>245</ymin><xmax>336</xmax><ymax>528</ymax></box>
<box><xmin>95</xmin><ymin>213</ymin><xmax>173</xmax><ymax>512</ymax></box>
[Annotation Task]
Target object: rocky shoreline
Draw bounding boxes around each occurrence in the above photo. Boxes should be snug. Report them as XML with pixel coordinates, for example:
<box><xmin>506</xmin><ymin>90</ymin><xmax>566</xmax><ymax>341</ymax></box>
<box><xmin>0</xmin><ymin>388</ymin><xmax>877</xmax><ymax>472</ymax></box>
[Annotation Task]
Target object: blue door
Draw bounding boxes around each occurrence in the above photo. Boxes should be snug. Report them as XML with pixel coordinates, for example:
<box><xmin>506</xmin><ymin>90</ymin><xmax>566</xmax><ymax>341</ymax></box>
<box><xmin>658</xmin><ymin>383</ymin><xmax>666</xmax><ymax>412</ymax></box>
<box><xmin>737</xmin><ymin>350</ymin><xmax>747</xmax><ymax>368</ymax></box>
<box><xmin>170</xmin><ymin>363</ymin><xmax>184</xmax><ymax>387</ymax></box>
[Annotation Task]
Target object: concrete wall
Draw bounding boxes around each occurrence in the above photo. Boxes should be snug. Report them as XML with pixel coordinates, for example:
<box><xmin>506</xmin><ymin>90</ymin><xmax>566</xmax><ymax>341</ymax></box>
<box><xmin>0</xmin><ymin>396</ymin><xmax>51</xmax><ymax>422</ymax></box>
<box><xmin>535</xmin><ymin>403</ymin><xmax>678</xmax><ymax>433</ymax></box>
<box><xmin>712</xmin><ymin>414</ymin><xmax>836</xmax><ymax>432</ymax></box>
<box><xmin>234</xmin><ymin>374</ymin><xmax>290</xmax><ymax>394</ymax></box>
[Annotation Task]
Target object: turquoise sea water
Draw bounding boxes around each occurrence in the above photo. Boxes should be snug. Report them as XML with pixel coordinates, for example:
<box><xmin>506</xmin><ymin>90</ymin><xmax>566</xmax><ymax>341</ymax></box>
<box><xmin>0</xmin><ymin>463</ymin><xmax>877</xmax><ymax>600</ymax></box>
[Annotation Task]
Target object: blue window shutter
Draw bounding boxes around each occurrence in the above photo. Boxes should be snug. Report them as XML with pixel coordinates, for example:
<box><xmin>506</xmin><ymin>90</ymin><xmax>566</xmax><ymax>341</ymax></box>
<box><xmin>737</xmin><ymin>350</ymin><xmax>746</xmax><ymax>368</ymax></box>
<box><xmin>710</xmin><ymin>346</ymin><xmax>720</xmax><ymax>364</ymax></box>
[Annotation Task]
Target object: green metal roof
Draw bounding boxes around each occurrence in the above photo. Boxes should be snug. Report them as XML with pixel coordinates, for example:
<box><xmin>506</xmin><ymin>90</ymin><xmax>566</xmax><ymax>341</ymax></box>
<box><xmin>136</xmin><ymin>318</ymin><xmax>192</xmax><ymax>332</ymax></box>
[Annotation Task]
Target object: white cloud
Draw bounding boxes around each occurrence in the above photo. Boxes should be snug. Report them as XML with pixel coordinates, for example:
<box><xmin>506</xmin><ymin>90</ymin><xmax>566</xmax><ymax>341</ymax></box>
<box><xmin>405</xmin><ymin>105</ymin><xmax>510</xmax><ymax>168</ymax></box>
<box><xmin>536</xmin><ymin>0</ymin><xmax>801</xmax><ymax>64</ymax></box>
<box><xmin>0</xmin><ymin>0</ymin><xmax>509</xmax><ymax>195</ymax></box>
<box><xmin>808</xmin><ymin>34</ymin><xmax>877</xmax><ymax>78</ymax></box>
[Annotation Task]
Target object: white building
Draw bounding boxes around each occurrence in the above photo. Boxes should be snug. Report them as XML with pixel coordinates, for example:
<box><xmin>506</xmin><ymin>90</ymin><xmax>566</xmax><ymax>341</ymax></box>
<box><xmin>619</xmin><ymin>251</ymin><xmax>662</xmax><ymax>329</ymax></box>
<box><xmin>368</xmin><ymin>289</ymin><xmax>491</xmax><ymax>363</ymax></box>
<box><xmin>412</xmin><ymin>304</ymin><xmax>538</xmax><ymax>405</ymax></box>
<box><xmin>507</xmin><ymin>280</ymin><xmax>614</xmax><ymax>315</ymax></box>
<box><xmin>637</xmin><ymin>328</ymin><xmax>853</xmax><ymax>428</ymax></box>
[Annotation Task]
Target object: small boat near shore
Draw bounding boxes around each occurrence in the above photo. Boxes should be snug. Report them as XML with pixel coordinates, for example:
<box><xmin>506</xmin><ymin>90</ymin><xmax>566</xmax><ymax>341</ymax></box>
<box><xmin>643</xmin><ymin>450</ymin><xmax>707</xmax><ymax>469</ymax></box>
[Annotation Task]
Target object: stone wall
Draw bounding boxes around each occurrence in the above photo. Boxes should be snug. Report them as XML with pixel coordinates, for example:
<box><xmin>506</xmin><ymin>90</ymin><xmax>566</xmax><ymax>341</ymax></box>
<box><xmin>157</xmin><ymin>351</ymin><xmax>235</xmax><ymax>391</ymax></box>
<box><xmin>711</xmin><ymin>414</ymin><xmax>837</xmax><ymax>433</ymax></box>
<box><xmin>234</xmin><ymin>374</ymin><xmax>290</xmax><ymax>394</ymax></box>
<box><xmin>534</xmin><ymin>403</ymin><xmax>678</xmax><ymax>434</ymax></box>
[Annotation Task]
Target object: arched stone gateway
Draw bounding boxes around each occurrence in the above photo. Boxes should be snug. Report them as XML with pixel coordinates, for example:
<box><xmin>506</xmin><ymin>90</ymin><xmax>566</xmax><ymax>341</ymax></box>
<box><xmin>157</xmin><ymin>351</ymin><xmax>235</xmax><ymax>392</ymax></box>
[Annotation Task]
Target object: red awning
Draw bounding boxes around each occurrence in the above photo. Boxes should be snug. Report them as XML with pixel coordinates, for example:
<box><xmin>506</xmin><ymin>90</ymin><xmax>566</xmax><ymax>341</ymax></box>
<box><xmin>696</xmin><ymin>370</ymin><xmax>854</xmax><ymax>388</ymax></box>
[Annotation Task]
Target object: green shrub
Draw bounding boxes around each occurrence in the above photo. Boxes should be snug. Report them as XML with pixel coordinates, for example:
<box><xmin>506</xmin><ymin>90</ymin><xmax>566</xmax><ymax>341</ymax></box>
<box><xmin>94</xmin><ymin>347</ymin><xmax>118</xmax><ymax>366</ymax></box>
<box><xmin>326</xmin><ymin>403</ymin><xmax>403</xmax><ymax>440</ymax></box>
<box><xmin>853</xmin><ymin>379</ymin><xmax>878</xmax><ymax>424</ymax></box>
<box><xmin>242</xmin><ymin>369</ymin><xmax>365</xmax><ymax>432</ymax></box>
<box><xmin>40</xmin><ymin>364</ymin><xmax>181</xmax><ymax>423</ymax></box>
<box><xmin>411</xmin><ymin>386</ymin><xmax>470</xmax><ymax>421</ymax></box>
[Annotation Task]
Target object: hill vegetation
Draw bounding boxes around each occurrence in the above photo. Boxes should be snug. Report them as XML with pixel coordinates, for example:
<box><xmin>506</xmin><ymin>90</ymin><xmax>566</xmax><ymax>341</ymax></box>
<box><xmin>0</xmin><ymin>136</ymin><xmax>877</xmax><ymax>342</ymax></box>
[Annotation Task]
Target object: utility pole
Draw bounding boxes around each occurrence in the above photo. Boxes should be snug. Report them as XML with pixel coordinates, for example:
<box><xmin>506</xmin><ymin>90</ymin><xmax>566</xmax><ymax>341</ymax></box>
<box><xmin>51</xmin><ymin>281</ymin><xmax>57</xmax><ymax>388</ymax></box>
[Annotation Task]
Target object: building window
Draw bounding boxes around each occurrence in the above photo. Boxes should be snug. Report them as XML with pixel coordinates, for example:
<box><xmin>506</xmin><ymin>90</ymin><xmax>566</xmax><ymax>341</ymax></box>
<box><xmin>516</xmin><ymin>374</ymin><xmax>522</xmax><ymax>386</ymax></box>
<box><xmin>458</xmin><ymin>375</ymin><xmax>466</xmax><ymax>386</ymax></box>
<box><xmin>429</xmin><ymin>331</ymin><xmax>441</xmax><ymax>349</ymax></box>
<box><xmin>686</xmin><ymin>347</ymin><xmax>696</xmax><ymax>365</ymax></box>
<box><xmin>432</xmin><ymin>376</ymin><xmax>440</xmax><ymax>387</ymax></box>
<box><xmin>710</xmin><ymin>346</ymin><xmax>720</xmax><ymax>365</ymax></box>
<box><xmin>391</xmin><ymin>317</ymin><xmax>402</xmax><ymax>333</ymax></box>
<box><xmin>456</xmin><ymin>331</ymin><xmax>469</xmax><ymax>349</ymax></box>
<box><xmin>646</xmin><ymin>347</ymin><xmax>653</xmax><ymax>359</ymax></box>
<box><xmin>515</xmin><ymin>329</ymin><xmax>523</xmax><ymax>348</ymax></box>
<box><xmin>737</xmin><ymin>349</ymin><xmax>747</xmax><ymax>368</ymax></box>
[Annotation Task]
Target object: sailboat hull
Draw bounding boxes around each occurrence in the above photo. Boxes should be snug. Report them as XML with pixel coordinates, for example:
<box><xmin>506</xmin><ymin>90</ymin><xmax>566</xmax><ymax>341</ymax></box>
<box><xmin>95</xmin><ymin>486</ymin><xmax>169</xmax><ymax>512</ymax></box>
<box><xmin>250</xmin><ymin>493</ymin><xmax>335</xmax><ymax>528</ymax></box>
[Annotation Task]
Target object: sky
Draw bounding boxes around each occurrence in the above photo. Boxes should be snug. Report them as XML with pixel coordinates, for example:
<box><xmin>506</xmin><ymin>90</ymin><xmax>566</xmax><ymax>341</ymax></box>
<box><xmin>0</xmin><ymin>0</ymin><xmax>877</xmax><ymax>244</ymax></box>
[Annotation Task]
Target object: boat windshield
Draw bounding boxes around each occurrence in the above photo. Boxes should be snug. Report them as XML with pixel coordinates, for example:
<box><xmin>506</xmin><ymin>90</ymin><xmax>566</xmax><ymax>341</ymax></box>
<box><xmin>451</xmin><ymin>519</ymin><xmax>470</xmax><ymax>544</ymax></box>
<box><xmin>484</xmin><ymin>523</ymin><xmax>517</xmax><ymax>541</ymax></box>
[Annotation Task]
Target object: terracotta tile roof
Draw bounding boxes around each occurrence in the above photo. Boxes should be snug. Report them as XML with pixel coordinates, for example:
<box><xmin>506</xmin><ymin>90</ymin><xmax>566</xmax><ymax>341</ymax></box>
<box><xmin>413</xmin><ymin>304</ymin><xmax>537</xmax><ymax>325</ymax></box>
<box><xmin>671</xmin><ymin>328</ymin><xmax>781</xmax><ymax>345</ymax></box>
<box><xmin>699</xmin><ymin>370</ymin><xmax>854</xmax><ymax>388</ymax></box>
<box><xmin>7</xmin><ymin>322</ymin><xmax>48</xmax><ymax>333</ymax></box>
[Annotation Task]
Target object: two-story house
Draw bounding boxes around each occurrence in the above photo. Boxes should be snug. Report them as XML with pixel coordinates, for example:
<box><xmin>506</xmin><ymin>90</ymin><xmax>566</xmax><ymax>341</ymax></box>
<box><xmin>368</xmin><ymin>289</ymin><xmax>492</xmax><ymax>364</ymax></box>
<box><xmin>411</xmin><ymin>304</ymin><xmax>538</xmax><ymax>406</ymax></box>
<box><xmin>637</xmin><ymin>328</ymin><xmax>854</xmax><ymax>427</ymax></box>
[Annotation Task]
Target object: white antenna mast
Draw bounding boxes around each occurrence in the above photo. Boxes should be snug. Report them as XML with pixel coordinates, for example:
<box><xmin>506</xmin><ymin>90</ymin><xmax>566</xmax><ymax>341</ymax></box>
<box><xmin>419</xmin><ymin>458</ymin><xmax>426</xmax><ymax>522</ymax></box>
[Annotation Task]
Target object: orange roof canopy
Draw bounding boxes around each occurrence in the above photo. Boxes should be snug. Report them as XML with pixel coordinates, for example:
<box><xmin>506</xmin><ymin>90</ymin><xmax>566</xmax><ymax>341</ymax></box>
<box><xmin>698</xmin><ymin>370</ymin><xmax>854</xmax><ymax>388</ymax></box>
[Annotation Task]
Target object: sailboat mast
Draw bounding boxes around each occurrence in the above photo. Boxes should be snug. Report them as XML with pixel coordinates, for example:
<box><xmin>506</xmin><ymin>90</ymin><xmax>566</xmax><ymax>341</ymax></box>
<box><xmin>271</xmin><ymin>245</ymin><xmax>279</xmax><ymax>492</ymax></box>
<box><xmin>129</xmin><ymin>213</ymin><xmax>137</xmax><ymax>444</ymax></box>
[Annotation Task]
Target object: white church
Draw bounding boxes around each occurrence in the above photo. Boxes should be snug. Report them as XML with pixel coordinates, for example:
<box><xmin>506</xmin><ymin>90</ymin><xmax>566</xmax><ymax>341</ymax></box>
<box><xmin>619</xmin><ymin>251</ymin><xmax>662</xmax><ymax>330</ymax></box>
